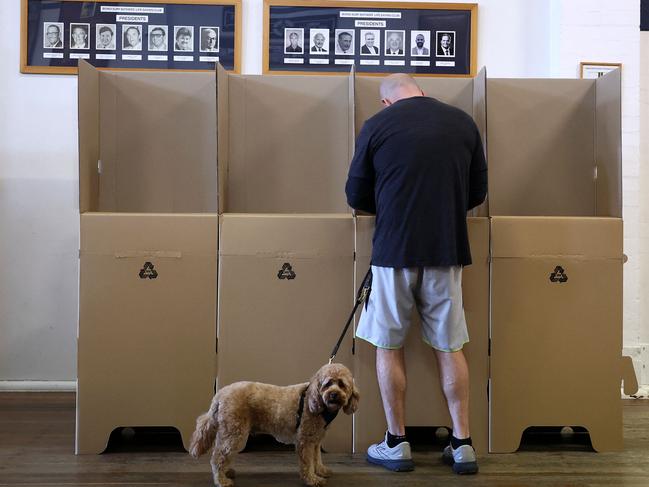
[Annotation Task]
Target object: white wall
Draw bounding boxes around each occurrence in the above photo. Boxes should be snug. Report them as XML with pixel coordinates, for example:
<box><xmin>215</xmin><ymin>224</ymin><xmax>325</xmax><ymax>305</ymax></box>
<box><xmin>0</xmin><ymin>0</ymin><xmax>645</xmax><ymax>385</ymax></box>
<box><xmin>638</xmin><ymin>28</ymin><xmax>649</xmax><ymax>387</ymax></box>
<box><xmin>0</xmin><ymin>1</ymin><xmax>79</xmax><ymax>381</ymax></box>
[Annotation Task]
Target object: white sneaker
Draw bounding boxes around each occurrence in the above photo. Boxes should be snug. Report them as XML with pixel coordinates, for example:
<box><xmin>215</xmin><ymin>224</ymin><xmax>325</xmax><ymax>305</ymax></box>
<box><xmin>442</xmin><ymin>444</ymin><xmax>479</xmax><ymax>474</ymax></box>
<box><xmin>366</xmin><ymin>432</ymin><xmax>415</xmax><ymax>472</ymax></box>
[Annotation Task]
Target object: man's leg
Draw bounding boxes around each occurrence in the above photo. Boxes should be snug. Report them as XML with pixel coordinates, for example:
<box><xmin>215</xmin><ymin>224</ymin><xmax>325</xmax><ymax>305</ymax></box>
<box><xmin>436</xmin><ymin>348</ymin><xmax>478</xmax><ymax>474</ymax></box>
<box><xmin>434</xmin><ymin>348</ymin><xmax>470</xmax><ymax>438</ymax></box>
<box><xmin>376</xmin><ymin>347</ymin><xmax>406</xmax><ymax>436</ymax></box>
<box><xmin>365</xmin><ymin>345</ymin><xmax>414</xmax><ymax>472</ymax></box>
<box><xmin>357</xmin><ymin>266</ymin><xmax>415</xmax><ymax>471</ymax></box>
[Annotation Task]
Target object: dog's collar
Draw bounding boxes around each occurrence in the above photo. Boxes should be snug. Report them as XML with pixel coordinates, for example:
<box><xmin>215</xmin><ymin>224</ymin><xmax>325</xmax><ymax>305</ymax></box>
<box><xmin>321</xmin><ymin>408</ymin><xmax>339</xmax><ymax>428</ymax></box>
<box><xmin>295</xmin><ymin>385</ymin><xmax>340</xmax><ymax>431</ymax></box>
<box><xmin>296</xmin><ymin>386</ymin><xmax>308</xmax><ymax>430</ymax></box>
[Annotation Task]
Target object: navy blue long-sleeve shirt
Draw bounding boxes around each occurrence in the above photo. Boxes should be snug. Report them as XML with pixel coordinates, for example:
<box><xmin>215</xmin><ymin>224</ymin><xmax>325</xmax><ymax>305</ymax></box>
<box><xmin>345</xmin><ymin>96</ymin><xmax>487</xmax><ymax>268</ymax></box>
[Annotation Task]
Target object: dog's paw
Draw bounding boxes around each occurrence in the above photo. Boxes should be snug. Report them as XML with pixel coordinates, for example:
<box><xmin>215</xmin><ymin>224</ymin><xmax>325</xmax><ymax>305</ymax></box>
<box><xmin>225</xmin><ymin>468</ymin><xmax>236</xmax><ymax>479</ymax></box>
<box><xmin>303</xmin><ymin>475</ymin><xmax>327</xmax><ymax>487</ymax></box>
<box><xmin>216</xmin><ymin>479</ymin><xmax>234</xmax><ymax>487</ymax></box>
<box><xmin>315</xmin><ymin>466</ymin><xmax>332</xmax><ymax>478</ymax></box>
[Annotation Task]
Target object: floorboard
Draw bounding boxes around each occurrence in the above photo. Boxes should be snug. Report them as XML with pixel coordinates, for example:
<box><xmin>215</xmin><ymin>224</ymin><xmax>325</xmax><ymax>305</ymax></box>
<box><xmin>1</xmin><ymin>393</ymin><xmax>648</xmax><ymax>486</ymax></box>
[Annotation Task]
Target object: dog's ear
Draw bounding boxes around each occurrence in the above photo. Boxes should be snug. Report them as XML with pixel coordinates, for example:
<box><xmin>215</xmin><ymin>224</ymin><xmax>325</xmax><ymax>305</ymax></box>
<box><xmin>343</xmin><ymin>384</ymin><xmax>360</xmax><ymax>415</ymax></box>
<box><xmin>307</xmin><ymin>381</ymin><xmax>325</xmax><ymax>415</ymax></box>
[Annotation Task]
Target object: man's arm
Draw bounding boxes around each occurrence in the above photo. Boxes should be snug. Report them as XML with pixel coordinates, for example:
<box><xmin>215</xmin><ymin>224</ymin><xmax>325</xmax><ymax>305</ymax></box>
<box><xmin>345</xmin><ymin>122</ymin><xmax>376</xmax><ymax>214</ymax></box>
<box><xmin>468</xmin><ymin>127</ymin><xmax>488</xmax><ymax>210</ymax></box>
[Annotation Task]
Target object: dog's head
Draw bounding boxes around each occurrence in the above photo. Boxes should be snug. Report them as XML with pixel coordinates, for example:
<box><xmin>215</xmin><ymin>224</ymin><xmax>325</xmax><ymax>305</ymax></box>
<box><xmin>307</xmin><ymin>363</ymin><xmax>359</xmax><ymax>415</ymax></box>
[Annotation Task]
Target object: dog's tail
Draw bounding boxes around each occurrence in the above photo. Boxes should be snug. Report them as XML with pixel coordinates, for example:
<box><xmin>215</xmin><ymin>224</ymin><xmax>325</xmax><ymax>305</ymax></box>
<box><xmin>189</xmin><ymin>402</ymin><xmax>218</xmax><ymax>458</ymax></box>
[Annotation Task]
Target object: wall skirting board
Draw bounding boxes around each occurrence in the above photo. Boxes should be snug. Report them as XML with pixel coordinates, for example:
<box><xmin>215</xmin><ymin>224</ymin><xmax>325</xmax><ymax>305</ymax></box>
<box><xmin>0</xmin><ymin>381</ymin><xmax>76</xmax><ymax>392</ymax></box>
<box><xmin>0</xmin><ymin>380</ymin><xmax>646</xmax><ymax>399</ymax></box>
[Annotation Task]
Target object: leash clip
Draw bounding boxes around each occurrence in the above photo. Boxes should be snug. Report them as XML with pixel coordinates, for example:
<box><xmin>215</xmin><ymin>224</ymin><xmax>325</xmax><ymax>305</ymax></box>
<box><xmin>359</xmin><ymin>285</ymin><xmax>370</xmax><ymax>304</ymax></box>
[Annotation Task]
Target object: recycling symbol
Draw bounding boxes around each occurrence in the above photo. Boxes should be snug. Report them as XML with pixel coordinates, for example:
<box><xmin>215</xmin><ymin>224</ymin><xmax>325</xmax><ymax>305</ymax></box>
<box><xmin>549</xmin><ymin>266</ymin><xmax>568</xmax><ymax>283</ymax></box>
<box><xmin>277</xmin><ymin>263</ymin><xmax>296</xmax><ymax>280</ymax></box>
<box><xmin>139</xmin><ymin>262</ymin><xmax>158</xmax><ymax>279</ymax></box>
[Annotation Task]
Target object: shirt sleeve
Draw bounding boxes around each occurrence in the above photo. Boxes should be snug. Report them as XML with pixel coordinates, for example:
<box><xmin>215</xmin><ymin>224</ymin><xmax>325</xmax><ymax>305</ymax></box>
<box><xmin>345</xmin><ymin>122</ymin><xmax>377</xmax><ymax>214</ymax></box>
<box><xmin>468</xmin><ymin>127</ymin><xmax>488</xmax><ymax>210</ymax></box>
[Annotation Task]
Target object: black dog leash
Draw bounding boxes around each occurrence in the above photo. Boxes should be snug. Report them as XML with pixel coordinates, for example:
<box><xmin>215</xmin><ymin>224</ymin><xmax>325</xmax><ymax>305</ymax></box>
<box><xmin>328</xmin><ymin>267</ymin><xmax>373</xmax><ymax>364</ymax></box>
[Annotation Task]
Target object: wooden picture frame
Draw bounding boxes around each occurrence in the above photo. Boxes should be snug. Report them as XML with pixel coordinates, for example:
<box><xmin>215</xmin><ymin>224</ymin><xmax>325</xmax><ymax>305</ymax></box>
<box><xmin>579</xmin><ymin>62</ymin><xmax>622</xmax><ymax>80</ymax></box>
<box><xmin>263</xmin><ymin>0</ymin><xmax>477</xmax><ymax>76</ymax></box>
<box><xmin>21</xmin><ymin>0</ymin><xmax>242</xmax><ymax>75</ymax></box>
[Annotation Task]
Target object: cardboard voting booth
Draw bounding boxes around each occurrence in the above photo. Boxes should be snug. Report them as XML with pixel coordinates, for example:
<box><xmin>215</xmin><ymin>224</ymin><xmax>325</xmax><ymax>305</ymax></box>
<box><xmin>353</xmin><ymin>217</ymin><xmax>490</xmax><ymax>454</ymax></box>
<box><xmin>75</xmin><ymin>60</ymin><xmax>636</xmax><ymax>458</ymax></box>
<box><xmin>351</xmin><ymin>71</ymin><xmax>489</xmax><ymax>454</ymax></box>
<box><xmin>76</xmin><ymin>61</ymin><xmax>218</xmax><ymax>454</ymax></box>
<box><xmin>215</xmin><ymin>67</ymin><xmax>355</xmax><ymax>452</ymax></box>
<box><xmin>487</xmin><ymin>71</ymin><xmax>637</xmax><ymax>452</ymax></box>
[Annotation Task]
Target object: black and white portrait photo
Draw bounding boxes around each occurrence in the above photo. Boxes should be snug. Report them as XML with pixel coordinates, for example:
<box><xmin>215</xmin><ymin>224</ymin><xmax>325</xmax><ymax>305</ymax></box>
<box><xmin>309</xmin><ymin>29</ymin><xmax>329</xmax><ymax>54</ymax></box>
<box><xmin>43</xmin><ymin>22</ymin><xmax>64</xmax><ymax>49</ymax></box>
<box><xmin>96</xmin><ymin>24</ymin><xmax>116</xmax><ymax>50</ymax></box>
<box><xmin>148</xmin><ymin>25</ymin><xmax>168</xmax><ymax>51</ymax></box>
<box><xmin>360</xmin><ymin>29</ymin><xmax>380</xmax><ymax>55</ymax></box>
<box><xmin>410</xmin><ymin>30</ymin><xmax>431</xmax><ymax>56</ymax></box>
<box><xmin>384</xmin><ymin>30</ymin><xmax>405</xmax><ymax>56</ymax></box>
<box><xmin>200</xmin><ymin>26</ymin><xmax>220</xmax><ymax>52</ymax></box>
<box><xmin>284</xmin><ymin>28</ymin><xmax>304</xmax><ymax>54</ymax></box>
<box><xmin>70</xmin><ymin>23</ymin><xmax>90</xmax><ymax>49</ymax></box>
<box><xmin>123</xmin><ymin>25</ymin><xmax>142</xmax><ymax>50</ymax></box>
<box><xmin>174</xmin><ymin>26</ymin><xmax>194</xmax><ymax>51</ymax></box>
<box><xmin>334</xmin><ymin>29</ymin><xmax>354</xmax><ymax>55</ymax></box>
<box><xmin>436</xmin><ymin>31</ymin><xmax>455</xmax><ymax>57</ymax></box>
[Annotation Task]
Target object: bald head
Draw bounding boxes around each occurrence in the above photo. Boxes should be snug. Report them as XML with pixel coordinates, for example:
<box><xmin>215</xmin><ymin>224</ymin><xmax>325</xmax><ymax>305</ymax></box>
<box><xmin>379</xmin><ymin>74</ymin><xmax>424</xmax><ymax>106</ymax></box>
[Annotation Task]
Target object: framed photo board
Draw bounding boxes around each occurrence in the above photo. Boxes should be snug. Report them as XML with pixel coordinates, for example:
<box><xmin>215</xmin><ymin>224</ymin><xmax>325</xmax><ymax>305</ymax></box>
<box><xmin>21</xmin><ymin>0</ymin><xmax>241</xmax><ymax>74</ymax></box>
<box><xmin>263</xmin><ymin>0</ymin><xmax>477</xmax><ymax>76</ymax></box>
<box><xmin>579</xmin><ymin>62</ymin><xmax>622</xmax><ymax>79</ymax></box>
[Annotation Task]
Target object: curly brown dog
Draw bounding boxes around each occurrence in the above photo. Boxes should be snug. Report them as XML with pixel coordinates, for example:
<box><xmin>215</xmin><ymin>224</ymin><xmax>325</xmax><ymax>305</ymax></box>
<box><xmin>189</xmin><ymin>363</ymin><xmax>359</xmax><ymax>487</ymax></box>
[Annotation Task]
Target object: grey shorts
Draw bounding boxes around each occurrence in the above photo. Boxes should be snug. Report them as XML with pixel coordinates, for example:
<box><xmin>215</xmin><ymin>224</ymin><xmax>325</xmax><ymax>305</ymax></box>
<box><xmin>355</xmin><ymin>265</ymin><xmax>469</xmax><ymax>352</ymax></box>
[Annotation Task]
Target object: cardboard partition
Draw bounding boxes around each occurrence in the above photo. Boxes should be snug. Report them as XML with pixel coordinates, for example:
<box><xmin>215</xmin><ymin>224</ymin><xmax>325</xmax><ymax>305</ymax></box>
<box><xmin>78</xmin><ymin>60</ymin><xmax>100</xmax><ymax>214</ymax></box>
<box><xmin>489</xmin><ymin>217</ymin><xmax>625</xmax><ymax>452</ymax></box>
<box><xmin>78</xmin><ymin>60</ymin><xmax>218</xmax><ymax>214</ymax></box>
<box><xmin>217</xmin><ymin>214</ymin><xmax>355</xmax><ymax>452</ymax></box>
<box><xmin>487</xmin><ymin>70</ymin><xmax>622</xmax><ymax>217</ymax></box>
<box><xmin>217</xmin><ymin>68</ymin><xmax>354</xmax><ymax>214</ymax></box>
<box><xmin>77</xmin><ymin>62</ymin><xmax>219</xmax><ymax>455</ymax></box>
<box><xmin>77</xmin><ymin>214</ymin><xmax>218</xmax><ymax>454</ymax></box>
<box><xmin>353</xmin><ymin>217</ymin><xmax>490</xmax><ymax>454</ymax></box>
<box><xmin>353</xmin><ymin>68</ymin><xmax>488</xmax><ymax>217</ymax></box>
<box><xmin>595</xmin><ymin>69</ymin><xmax>623</xmax><ymax>217</ymax></box>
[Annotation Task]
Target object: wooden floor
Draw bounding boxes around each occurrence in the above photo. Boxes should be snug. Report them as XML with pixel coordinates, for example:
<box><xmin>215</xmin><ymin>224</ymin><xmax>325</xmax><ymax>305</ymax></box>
<box><xmin>1</xmin><ymin>393</ymin><xmax>649</xmax><ymax>486</ymax></box>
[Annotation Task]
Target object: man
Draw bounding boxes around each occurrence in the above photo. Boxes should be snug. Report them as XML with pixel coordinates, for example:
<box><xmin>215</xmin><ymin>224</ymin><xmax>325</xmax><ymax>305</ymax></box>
<box><xmin>201</xmin><ymin>28</ymin><xmax>219</xmax><ymax>52</ymax></box>
<box><xmin>335</xmin><ymin>31</ymin><xmax>353</xmax><ymax>54</ymax></box>
<box><xmin>411</xmin><ymin>33</ymin><xmax>429</xmax><ymax>56</ymax></box>
<box><xmin>44</xmin><ymin>24</ymin><xmax>63</xmax><ymax>48</ymax></box>
<box><xmin>175</xmin><ymin>27</ymin><xmax>193</xmax><ymax>51</ymax></box>
<box><xmin>97</xmin><ymin>26</ymin><xmax>115</xmax><ymax>50</ymax></box>
<box><xmin>311</xmin><ymin>32</ymin><xmax>327</xmax><ymax>53</ymax></box>
<box><xmin>285</xmin><ymin>32</ymin><xmax>302</xmax><ymax>53</ymax></box>
<box><xmin>438</xmin><ymin>33</ymin><xmax>454</xmax><ymax>56</ymax></box>
<box><xmin>70</xmin><ymin>25</ymin><xmax>89</xmax><ymax>49</ymax></box>
<box><xmin>149</xmin><ymin>26</ymin><xmax>167</xmax><ymax>51</ymax></box>
<box><xmin>361</xmin><ymin>31</ymin><xmax>379</xmax><ymax>55</ymax></box>
<box><xmin>123</xmin><ymin>26</ymin><xmax>142</xmax><ymax>50</ymax></box>
<box><xmin>345</xmin><ymin>74</ymin><xmax>487</xmax><ymax>475</ymax></box>
<box><xmin>385</xmin><ymin>32</ymin><xmax>403</xmax><ymax>55</ymax></box>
